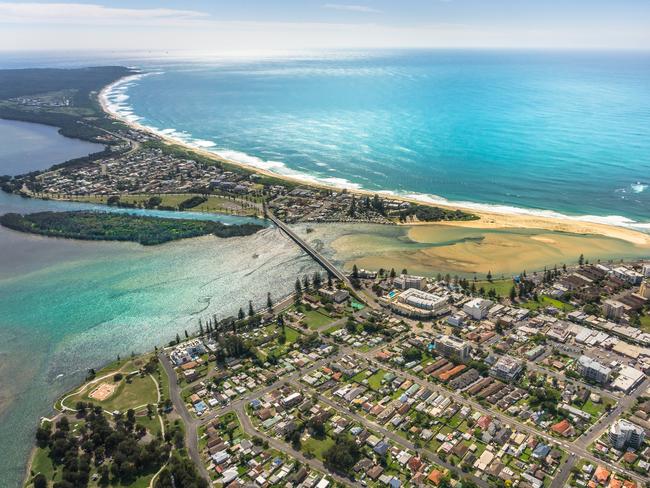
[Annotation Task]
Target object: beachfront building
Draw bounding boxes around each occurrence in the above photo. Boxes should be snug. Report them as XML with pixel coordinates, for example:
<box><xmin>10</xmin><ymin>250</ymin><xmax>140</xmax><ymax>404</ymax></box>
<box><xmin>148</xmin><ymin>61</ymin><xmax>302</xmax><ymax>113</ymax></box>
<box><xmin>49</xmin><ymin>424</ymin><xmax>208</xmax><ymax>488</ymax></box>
<box><xmin>609</xmin><ymin>419</ymin><xmax>645</xmax><ymax>450</ymax></box>
<box><xmin>435</xmin><ymin>335</ymin><xmax>471</xmax><ymax>362</ymax></box>
<box><xmin>387</xmin><ymin>288</ymin><xmax>449</xmax><ymax>319</ymax></box>
<box><xmin>394</xmin><ymin>274</ymin><xmax>427</xmax><ymax>291</ymax></box>
<box><xmin>490</xmin><ymin>355</ymin><xmax>523</xmax><ymax>382</ymax></box>
<box><xmin>612</xmin><ymin>266</ymin><xmax>644</xmax><ymax>285</ymax></box>
<box><xmin>463</xmin><ymin>298</ymin><xmax>493</xmax><ymax>320</ymax></box>
<box><xmin>319</xmin><ymin>287</ymin><xmax>350</xmax><ymax>304</ymax></box>
<box><xmin>576</xmin><ymin>355</ymin><xmax>611</xmax><ymax>385</ymax></box>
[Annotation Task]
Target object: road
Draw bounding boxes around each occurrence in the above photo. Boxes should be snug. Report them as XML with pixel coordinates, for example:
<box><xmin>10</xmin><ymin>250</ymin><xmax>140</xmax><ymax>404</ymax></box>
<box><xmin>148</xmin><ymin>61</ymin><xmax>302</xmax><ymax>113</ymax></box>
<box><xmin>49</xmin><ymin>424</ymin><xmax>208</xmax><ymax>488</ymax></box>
<box><xmin>345</xmin><ymin>344</ymin><xmax>649</xmax><ymax>486</ymax></box>
<box><xmin>303</xmin><ymin>387</ymin><xmax>490</xmax><ymax>488</ymax></box>
<box><xmin>159</xmin><ymin>353</ymin><xmax>212</xmax><ymax>484</ymax></box>
<box><xmin>233</xmin><ymin>404</ymin><xmax>359</xmax><ymax>487</ymax></box>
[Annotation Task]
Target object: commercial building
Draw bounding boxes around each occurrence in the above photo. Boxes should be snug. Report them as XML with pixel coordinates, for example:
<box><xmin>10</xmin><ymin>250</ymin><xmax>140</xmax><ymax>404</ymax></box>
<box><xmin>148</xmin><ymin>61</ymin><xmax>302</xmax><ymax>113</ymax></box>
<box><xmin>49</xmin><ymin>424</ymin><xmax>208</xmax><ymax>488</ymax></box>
<box><xmin>388</xmin><ymin>288</ymin><xmax>449</xmax><ymax>319</ymax></box>
<box><xmin>394</xmin><ymin>274</ymin><xmax>427</xmax><ymax>291</ymax></box>
<box><xmin>612</xmin><ymin>266</ymin><xmax>644</xmax><ymax>285</ymax></box>
<box><xmin>576</xmin><ymin>355</ymin><xmax>611</xmax><ymax>385</ymax></box>
<box><xmin>463</xmin><ymin>298</ymin><xmax>493</xmax><ymax>320</ymax></box>
<box><xmin>319</xmin><ymin>287</ymin><xmax>350</xmax><ymax>304</ymax></box>
<box><xmin>611</xmin><ymin>365</ymin><xmax>645</xmax><ymax>394</ymax></box>
<box><xmin>643</xmin><ymin>264</ymin><xmax>650</xmax><ymax>277</ymax></box>
<box><xmin>490</xmin><ymin>355</ymin><xmax>523</xmax><ymax>382</ymax></box>
<box><xmin>435</xmin><ymin>335</ymin><xmax>471</xmax><ymax>362</ymax></box>
<box><xmin>609</xmin><ymin>419</ymin><xmax>645</xmax><ymax>450</ymax></box>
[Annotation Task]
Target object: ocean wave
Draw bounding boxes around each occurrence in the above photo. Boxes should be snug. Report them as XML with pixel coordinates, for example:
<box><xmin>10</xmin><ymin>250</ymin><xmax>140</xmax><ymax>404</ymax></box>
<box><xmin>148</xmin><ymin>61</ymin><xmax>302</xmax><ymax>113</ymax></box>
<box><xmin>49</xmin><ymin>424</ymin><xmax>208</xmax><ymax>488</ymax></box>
<box><xmin>101</xmin><ymin>73</ymin><xmax>650</xmax><ymax>234</ymax></box>
<box><xmin>401</xmin><ymin>192</ymin><xmax>650</xmax><ymax>232</ymax></box>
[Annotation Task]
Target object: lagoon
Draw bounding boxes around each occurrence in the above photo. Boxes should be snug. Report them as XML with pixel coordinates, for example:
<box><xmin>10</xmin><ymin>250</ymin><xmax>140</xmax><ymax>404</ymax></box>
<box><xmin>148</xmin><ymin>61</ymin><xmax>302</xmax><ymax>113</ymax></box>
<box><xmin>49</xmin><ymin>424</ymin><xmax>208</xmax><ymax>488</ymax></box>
<box><xmin>0</xmin><ymin>119</ymin><xmax>103</xmax><ymax>175</ymax></box>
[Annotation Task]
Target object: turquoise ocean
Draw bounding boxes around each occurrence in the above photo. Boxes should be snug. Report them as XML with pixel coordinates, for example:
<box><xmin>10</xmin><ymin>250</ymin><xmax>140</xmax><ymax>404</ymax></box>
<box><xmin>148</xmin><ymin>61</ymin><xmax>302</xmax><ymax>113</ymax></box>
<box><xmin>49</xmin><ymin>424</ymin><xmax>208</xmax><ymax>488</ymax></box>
<box><xmin>1</xmin><ymin>49</ymin><xmax>650</xmax><ymax>486</ymax></box>
<box><xmin>103</xmin><ymin>50</ymin><xmax>650</xmax><ymax>228</ymax></box>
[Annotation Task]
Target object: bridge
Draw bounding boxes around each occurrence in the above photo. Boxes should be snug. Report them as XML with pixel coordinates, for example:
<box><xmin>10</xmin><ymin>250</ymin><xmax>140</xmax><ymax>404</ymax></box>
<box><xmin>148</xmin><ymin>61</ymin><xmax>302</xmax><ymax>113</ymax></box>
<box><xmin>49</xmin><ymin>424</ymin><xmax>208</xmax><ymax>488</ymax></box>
<box><xmin>267</xmin><ymin>212</ymin><xmax>379</xmax><ymax>308</ymax></box>
<box><xmin>267</xmin><ymin>212</ymin><xmax>346</xmax><ymax>282</ymax></box>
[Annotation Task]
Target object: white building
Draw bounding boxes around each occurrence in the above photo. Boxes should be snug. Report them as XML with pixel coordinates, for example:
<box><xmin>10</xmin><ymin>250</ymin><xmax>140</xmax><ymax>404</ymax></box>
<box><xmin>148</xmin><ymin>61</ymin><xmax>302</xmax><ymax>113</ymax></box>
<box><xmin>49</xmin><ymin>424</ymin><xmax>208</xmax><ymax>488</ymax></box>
<box><xmin>611</xmin><ymin>365</ymin><xmax>645</xmax><ymax>394</ymax></box>
<box><xmin>609</xmin><ymin>419</ymin><xmax>645</xmax><ymax>450</ymax></box>
<box><xmin>394</xmin><ymin>274</ymin><xmax>427</xmax><ymax>290</ymax></box>
<box><xmin>389</xmin><ymin>288</ymin><xmax>449</xmax><ymax>319</ymax></box>
<box><xmin>435</xmin><ymin>335</ymin><xmax>471</xmax><ymax>361</ymax></box>
<box><xmin>612</xmin><ymin>266</ymin><xmax>644</xmax><ymax>285</ymax></box>
<box><xmin>576</xmin><ymin>355</ymin><xmax>611</xmax><ymax>385</ymax></box>
<box><xmin>463</xmin><ymin>298</ymin><xmax>494</xmax><ymax>320</ymax></box>
<box><xmin>490</xmin><ymin>355</ymin><xmax>523</xmax><ymax>382</ymax></box>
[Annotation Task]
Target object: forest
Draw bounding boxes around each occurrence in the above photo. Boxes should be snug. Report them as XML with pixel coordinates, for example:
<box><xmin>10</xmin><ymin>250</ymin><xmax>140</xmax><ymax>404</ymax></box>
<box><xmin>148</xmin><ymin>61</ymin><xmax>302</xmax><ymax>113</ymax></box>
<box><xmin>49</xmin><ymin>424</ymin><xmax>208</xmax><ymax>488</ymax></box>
<box><xmin>0</xmin><ymin>211</ymin><xmax>264</xmax><ymax>245</ymax></box>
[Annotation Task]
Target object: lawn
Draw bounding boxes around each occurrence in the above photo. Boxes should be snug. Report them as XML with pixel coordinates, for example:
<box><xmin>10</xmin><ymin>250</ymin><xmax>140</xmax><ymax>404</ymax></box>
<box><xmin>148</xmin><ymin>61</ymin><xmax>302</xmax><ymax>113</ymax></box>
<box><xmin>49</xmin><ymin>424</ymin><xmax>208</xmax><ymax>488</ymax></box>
<box><xmin>367</xmin><ymin>370</ymin><xmax>386</xmax><ymax>391</ymax></box>
<box><xmin>303</xmin><ymin>436</ymin><xmax>335</xmax><ymax>461</ymax></box>
<box><xmin>25</xmin><ymin>447</ymin><xmax>55</xmax><ymax>485</ymax></box>
<box><xmin>580</xmin><ymin>397</ymin><xmax>614</xmax><ymax>419</ymax></box>
<box><xmin>285</xmin><ymin>327</ymin><xmax>300</xmax><ymax>344</ymax></box>
<box><xmin>521</xmin><ymin>295</ymin><xmax>575</xmax><ymax>313</ymax></box>
<box><xmin>474</xmin><ymin>278</ymin><xmax>514</xmax><ymax>297</ymax></box>
<box><xmin>640</xmin><ymin>314</ymin><xmax>650</xmax><ymax>333</ymax></box>
<box><xmin>67</xmin><ymin>372</ymin><xmax>159</xmax><ymax>413</ymax></box>
<box><xmin>64</xmin><ymin>193</ymin><xmax>259</xmax><ymax>217</ymax></box>
<box><xmin>302</xmin><ymin>309</ymin><xmax>336</xmax><ymax>330</ymax></box>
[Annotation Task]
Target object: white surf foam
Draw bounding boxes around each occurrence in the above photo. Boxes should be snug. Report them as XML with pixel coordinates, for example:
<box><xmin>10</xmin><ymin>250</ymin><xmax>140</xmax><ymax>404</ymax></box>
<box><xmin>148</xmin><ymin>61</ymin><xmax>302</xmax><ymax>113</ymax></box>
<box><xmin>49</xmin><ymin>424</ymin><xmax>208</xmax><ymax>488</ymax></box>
<box><xmin>102</xmin><ymin>73</ymin><xmax>650</xmax><ymax>234</ymax></box>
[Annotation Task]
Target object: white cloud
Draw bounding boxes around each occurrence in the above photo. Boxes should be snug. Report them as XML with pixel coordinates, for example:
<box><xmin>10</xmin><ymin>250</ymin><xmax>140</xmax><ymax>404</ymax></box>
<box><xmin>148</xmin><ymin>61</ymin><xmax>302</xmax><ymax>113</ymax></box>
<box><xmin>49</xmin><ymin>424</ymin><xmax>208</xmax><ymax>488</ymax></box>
<box><xmin>0</xmin><ymin>2</ymin><xmax>210</xmax><ymax>25</ymax></box>
<box><xmin>323</xmin><ymin>4</ymin><xmax>382</xmax><ymax>14</ymax></box>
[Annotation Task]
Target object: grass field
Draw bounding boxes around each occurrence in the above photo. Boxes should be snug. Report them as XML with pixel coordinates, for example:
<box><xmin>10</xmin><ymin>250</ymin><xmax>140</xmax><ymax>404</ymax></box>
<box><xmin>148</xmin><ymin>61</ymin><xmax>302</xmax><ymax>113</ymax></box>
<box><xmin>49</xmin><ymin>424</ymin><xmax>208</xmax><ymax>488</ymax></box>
<box><xmin>579</xmin><ymin>397</ymin><xmax>614</xmax><ymax>419</ymax></box>
<box><xmin>367</xmin><ymin>370</ymin><xmax>386</xmax><ymax>391</ymax></box>
<box><xmin>302</xmin><ymin>309</ymin><xmax>336</xmax><ymax>330</ymax></box>
<box><xmin>61</xmin><ymin>193</ymin><xmax>260</xmax><ymax>217</ymax></box>
<box><xmin>640</xmin><ymin>314</ymin><xmax>650</xmax><ymax>333</ymax></box>
<box><xmin>474</xmin><ymin>278</ymin><xmax>513</xmax><ymax>297</ymax></box>
<box><xmin>303</xmin><ymin>436</ymin><xmax>335</xmax><ymax>461</ymax></box>
<box><xmin>521</xmin><ymin>295</ymin><xmax>575</xmax><ymax>313</ymax></box>
<box><xmin>64</xmin><ymin>358</ymin><xmax>159</xmax><ymax>414</ymax></box>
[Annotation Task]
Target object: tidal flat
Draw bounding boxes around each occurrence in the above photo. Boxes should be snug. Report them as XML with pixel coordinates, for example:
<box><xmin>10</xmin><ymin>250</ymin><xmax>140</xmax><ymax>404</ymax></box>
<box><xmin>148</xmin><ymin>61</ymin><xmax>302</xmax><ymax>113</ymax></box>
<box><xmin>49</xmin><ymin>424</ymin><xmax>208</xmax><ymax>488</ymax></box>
<box><xmin>294</xmin><ymin>222</ymin><xmax>650</xmax><ymax>278</ymax></box>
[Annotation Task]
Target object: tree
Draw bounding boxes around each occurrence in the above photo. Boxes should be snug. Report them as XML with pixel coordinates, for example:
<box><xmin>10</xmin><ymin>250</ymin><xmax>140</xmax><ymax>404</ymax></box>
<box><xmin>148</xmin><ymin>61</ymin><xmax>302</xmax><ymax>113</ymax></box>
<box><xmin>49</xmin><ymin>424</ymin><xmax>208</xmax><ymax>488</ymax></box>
<box><xmin>390</xmin><ymin>268</ymin><xmax>396</xmax><ymax>279</ymax></box>
<box><xmin>351</xmin><ymin>264</ymin><xmax>359</xmax><ymax>280</ymax></box>
<box><xmin>579</xmin><ymin>254</ymin><xmax>585</xmax><ymax>266</ymax></box>
<box><xmin>267</xmin><ymin>292</ymin><xmax>273</xmax><ymax>310</ymax></box>
<box><xmin>327</xmin><ymin>273</ymin><xmax>333</xmax><ymax>289</ymax></box>
<box><xmin>312</xmin><ymin>271</ymin><xmax>322</xmax><ymax>289</ymax></box>
<box><xmin>248</xmin><ymin>300</ymin><xmax>254</xmax><ymax>318</ymax></box>
<box><xmin>486</xmin><ymin>270</ymin><xmax>493</xmax><ymax>282</ymax></box>
<box><xmin>295</xmin><ymin>278</ymin><xmax>302</xmax><ymax>295</ymax></box>
<box><xmin>509</xmin><ymin>286</ymin><xmax>516</xmax><ymax>301</ymax></box>
<box><xmin>33</xmin><ymin>474</ymin><xmax>48</xmax><ymax>488</ymax></box>
<box><xmin>238</xmin><ymin>308</ymin><xmax>245</xmax><ymax>320</ymax></box>
<box><xmin>324</xmin><ymin>435</ymin><xmax>360</xmax><ymax>473</ymax></box>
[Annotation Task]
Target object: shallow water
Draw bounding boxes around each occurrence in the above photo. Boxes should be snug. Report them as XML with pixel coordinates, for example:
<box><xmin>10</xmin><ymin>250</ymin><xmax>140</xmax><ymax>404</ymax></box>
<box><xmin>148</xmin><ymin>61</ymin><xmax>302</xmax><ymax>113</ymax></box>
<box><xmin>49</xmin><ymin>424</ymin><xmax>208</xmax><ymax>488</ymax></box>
<box><xmin>294</xmin><ymin>222</ymin><xmax>649</xmax><ymax>278</ymax></box>
<box><xmin>0</xmin><ymin>189</ymin><xmax>316</xmax><ymax>487</ymax></box>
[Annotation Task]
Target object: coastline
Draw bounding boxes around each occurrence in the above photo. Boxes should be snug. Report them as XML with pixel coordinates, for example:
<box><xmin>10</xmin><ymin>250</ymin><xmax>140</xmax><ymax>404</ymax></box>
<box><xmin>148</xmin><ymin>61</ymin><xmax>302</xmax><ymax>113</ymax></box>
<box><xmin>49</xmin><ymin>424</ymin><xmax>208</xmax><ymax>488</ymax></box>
<box><xmin>98</xmin><ymin>75</ymin><xmax>650</xmax><ymax>248</ymax></box>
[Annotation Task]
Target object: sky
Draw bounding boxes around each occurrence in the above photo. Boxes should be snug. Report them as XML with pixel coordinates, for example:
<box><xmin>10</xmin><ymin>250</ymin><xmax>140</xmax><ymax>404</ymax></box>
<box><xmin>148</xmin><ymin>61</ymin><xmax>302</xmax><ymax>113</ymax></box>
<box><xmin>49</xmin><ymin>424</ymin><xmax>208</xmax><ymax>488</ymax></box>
<box><xmin>0</xmin><ymin>1</ymin><xmax>649</xmax><ymax>52</ymax></box>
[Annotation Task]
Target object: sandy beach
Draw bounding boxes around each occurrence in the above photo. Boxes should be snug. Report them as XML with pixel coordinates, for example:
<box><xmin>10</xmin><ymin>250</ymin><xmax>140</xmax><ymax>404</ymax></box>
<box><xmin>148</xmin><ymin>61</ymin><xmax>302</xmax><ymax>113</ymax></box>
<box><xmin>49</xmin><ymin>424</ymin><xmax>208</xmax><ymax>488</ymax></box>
<box><xmin>99</xmin><ymin>77</ymin><xmax>650</xmax><ymax>249</ymax></box>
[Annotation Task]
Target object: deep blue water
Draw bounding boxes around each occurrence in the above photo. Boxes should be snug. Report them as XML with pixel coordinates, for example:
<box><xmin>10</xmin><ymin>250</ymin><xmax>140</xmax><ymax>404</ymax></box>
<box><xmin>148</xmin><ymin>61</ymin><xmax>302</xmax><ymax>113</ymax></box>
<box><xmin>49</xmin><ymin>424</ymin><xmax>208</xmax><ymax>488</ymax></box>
<box><xmin>104</xmin><ymin>50</ymin><xmax>650</xmax><ymax>227</ymax></box>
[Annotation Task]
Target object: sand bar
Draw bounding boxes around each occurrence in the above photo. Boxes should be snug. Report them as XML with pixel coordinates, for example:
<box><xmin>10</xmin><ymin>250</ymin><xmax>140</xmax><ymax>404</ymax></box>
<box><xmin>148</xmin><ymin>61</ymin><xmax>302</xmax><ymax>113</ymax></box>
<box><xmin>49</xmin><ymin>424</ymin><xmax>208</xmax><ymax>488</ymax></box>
<box><xmin>99</xmin><ymin>76</ymin><xmax>650</xmax><ymax>248</ymax></box>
